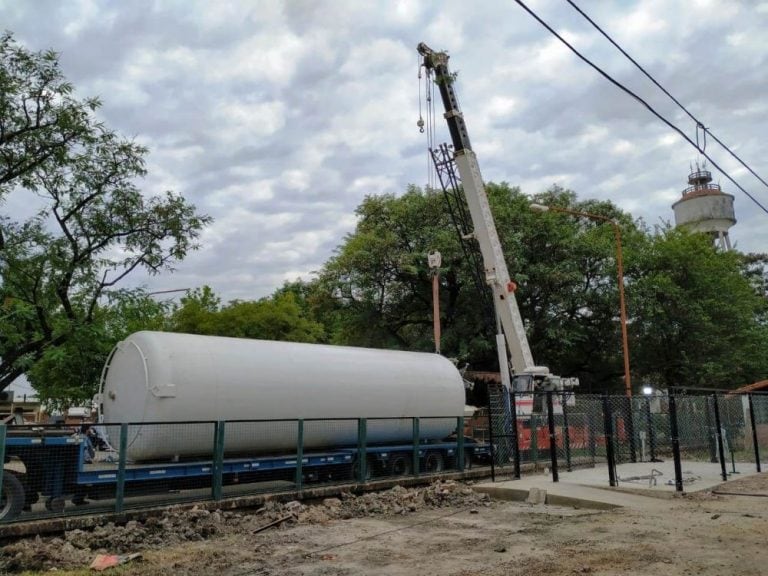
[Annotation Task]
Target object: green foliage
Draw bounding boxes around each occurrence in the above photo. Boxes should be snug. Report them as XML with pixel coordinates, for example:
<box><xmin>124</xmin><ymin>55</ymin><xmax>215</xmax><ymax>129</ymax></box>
<box><xmin>316</xmin><ymin>186</ymin><xmax>477</xmax><ymax>354</ymax></box>
<box><xmin>169</xmin><ymin>286</ymin><xmax>222</xmax><ymax>334</ymax></box>
<box><xmin>313</xmin><ymin>183</ymin><xmax>646</xmax><ymax>391</ymax></box>
<box><xmin>0</xmin><ymin>33</ymin><xmax>211</xmax><ymax>397</ymax></box>
<box><xmin>0</xmin><ymin>32</ymin><xmax>99</xmax><ymax>193</ymax></box>
<box><xmin>27</xmin><ymin>290</ymin><xmax>172</xmax><ymax>410</ymax></box>
<box><xmin>311</xmin><ymin>181</ymin><xmax>767</xmax><ymax>392</ymax></box>
<box><xmin>169</xmin><ymin>286</ymin><xmax>325</xmax><ymax>343</ymax></box>
<box><xmin>630</xmin><ymin>228</ymin><xmax>768</xmax><ymax>389</ymax></box>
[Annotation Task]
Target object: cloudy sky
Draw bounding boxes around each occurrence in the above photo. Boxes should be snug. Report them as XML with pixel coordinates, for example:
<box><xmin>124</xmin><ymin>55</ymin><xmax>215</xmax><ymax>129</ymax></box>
<box><xmin>4</xmin><ymin>0</ymin><xmax>768</xmax><ymax>305</ymax></box>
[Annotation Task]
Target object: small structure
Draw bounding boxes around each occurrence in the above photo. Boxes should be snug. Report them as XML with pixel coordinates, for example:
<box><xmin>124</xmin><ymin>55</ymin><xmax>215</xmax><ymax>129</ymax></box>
<box><xmin>65</xmin><ymin>406</ymin><xmax>96</xmax><ymax>425</ymax></box>
<box><xmin>672</xmin><ymin>164</ymin><xmax>736</xmax><ymax>250</ymax></box>
<box><xmin>0</xmin><ymin>390</ymin><xmax>44</xmax><ymax>424</ymax></box>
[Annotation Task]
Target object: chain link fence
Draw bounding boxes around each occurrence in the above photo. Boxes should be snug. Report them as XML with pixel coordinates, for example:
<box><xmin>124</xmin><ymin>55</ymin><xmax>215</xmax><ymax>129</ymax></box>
<box><xmin>486</xmin><ymin>389</ymin><xmax>766</xmax><ymax>490</ymax></box>
<box><xmin>1</xmin><ymin>391</ymin><xmax>765</xmax><ymax>524</ymax></box>
<box><xmin>751</xmin><ymin>395</ymin><xmax>768</xmax><ymax>471</ymax></box>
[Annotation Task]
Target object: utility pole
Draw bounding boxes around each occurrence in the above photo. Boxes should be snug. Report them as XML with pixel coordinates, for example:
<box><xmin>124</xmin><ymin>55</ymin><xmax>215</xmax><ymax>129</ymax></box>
<box><xmin>428</xmin><ymin>251</ymin><xmax>442</xmax><ymax>354</ymax></box>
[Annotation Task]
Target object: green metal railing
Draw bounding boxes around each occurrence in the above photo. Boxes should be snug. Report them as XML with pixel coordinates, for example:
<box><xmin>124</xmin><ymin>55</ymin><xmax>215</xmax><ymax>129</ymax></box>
<box><xmin>0</xmin><ymin>414</ymin><xmax>474</xmax><ymax>525</ymax></box>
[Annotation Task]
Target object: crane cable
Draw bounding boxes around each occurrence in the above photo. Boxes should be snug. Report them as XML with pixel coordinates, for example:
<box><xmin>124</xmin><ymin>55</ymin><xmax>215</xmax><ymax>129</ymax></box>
<box><xmin>428</xmin><ymin>66</ymin><xmax>438</xmax><ymax>190</ymax></box>
<box><xmin>419</xmin><ymin>57</ymin><xmax>439</xmax><ymax>191</ymax></box>
<box><xmin>566</xmin><ymin>0</ymin><xmax>768</xmax><ymax>194</ymax></box>
<box><xmin>513</xmin><ymin>0</ymin><xmax>768</xmax><ymax>216</ymax></box>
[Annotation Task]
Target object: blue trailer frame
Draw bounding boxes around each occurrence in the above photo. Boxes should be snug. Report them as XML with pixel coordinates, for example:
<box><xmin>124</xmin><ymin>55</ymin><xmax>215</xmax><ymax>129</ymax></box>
<box><xmin>1</xmin><ymin>422</ymin><xmax>490</xmax><ymax>523</ymax></box>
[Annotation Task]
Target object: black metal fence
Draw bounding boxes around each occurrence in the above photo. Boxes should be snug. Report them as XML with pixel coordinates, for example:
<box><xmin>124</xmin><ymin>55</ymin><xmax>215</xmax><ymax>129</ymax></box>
<box><xmin>487</xmin><ymin>387</ymin><xmax>766</xmax><ymax>491</ymax></box>
<box><xmin>2</xmin><ymin>389</ymin><xmax>765</xmax><ymax>525</ymax></box>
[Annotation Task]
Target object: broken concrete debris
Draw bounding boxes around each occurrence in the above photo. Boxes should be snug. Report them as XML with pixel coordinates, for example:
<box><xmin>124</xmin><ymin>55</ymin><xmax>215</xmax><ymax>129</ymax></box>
<box><xmin>0</xmin><ymin>480</ymin><xmax>491</xmax><ymax>573</ymax></box>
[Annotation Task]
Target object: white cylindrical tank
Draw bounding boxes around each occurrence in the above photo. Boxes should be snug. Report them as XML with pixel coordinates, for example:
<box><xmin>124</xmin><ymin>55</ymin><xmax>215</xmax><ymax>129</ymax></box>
<box><xmin>99</xmin><ymin>331</ymin><xmax>464</xmax><ymax>461</ymax></box>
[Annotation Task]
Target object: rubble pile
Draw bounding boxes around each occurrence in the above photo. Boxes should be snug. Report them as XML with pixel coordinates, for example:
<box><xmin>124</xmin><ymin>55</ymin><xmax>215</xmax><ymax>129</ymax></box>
<box><xmin>0</xmin><ymin>481</ymin><xmax>491</xmax><ymax>572</ymax></box>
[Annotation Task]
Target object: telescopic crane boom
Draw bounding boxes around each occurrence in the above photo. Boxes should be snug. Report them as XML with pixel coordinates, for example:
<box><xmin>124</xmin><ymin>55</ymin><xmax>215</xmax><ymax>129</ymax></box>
<box><xmin>418</xmin><ymin>42</ymin><xmax>577</xmax><ymax>397</ymax></box>
<box><xmin>418</xmin><ymin>42</ymin><xmax>536</xmax><ymax>376</ymax></box>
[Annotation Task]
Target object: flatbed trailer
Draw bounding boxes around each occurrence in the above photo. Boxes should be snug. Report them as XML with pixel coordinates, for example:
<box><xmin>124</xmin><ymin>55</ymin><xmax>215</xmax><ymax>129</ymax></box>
<box><xmin>0</xmin><ymin>426</ymin><xmax>490</xmax><ymax>523</ymax></box>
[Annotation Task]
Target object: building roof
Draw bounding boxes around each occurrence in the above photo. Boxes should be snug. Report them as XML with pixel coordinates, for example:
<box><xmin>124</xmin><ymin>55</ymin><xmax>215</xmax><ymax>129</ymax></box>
<box><xmin>731</xmin><ymin>380</ymin><xmax>768</xmax><ymax>394</ymax></box>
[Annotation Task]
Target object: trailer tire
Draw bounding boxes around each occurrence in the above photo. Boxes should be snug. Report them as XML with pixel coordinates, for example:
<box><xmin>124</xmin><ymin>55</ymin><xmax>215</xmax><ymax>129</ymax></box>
<box><xmin>389</xmin><ymin>455</ymin><xmax>412</xmax><ymax>476</ymax></box>
<box><xmin>0</xmin><ymin>473</ymin><xmax>25</xmax><ymax>522</ymax></box>
<box><xmin>424</xmin><ymin>451</ymin><xmax>445</xmax><ymax>474</ymax></box>
<box><xmin>17</xmin><ymin>475</ymin><xmax>39</xmax><ymax>510</ymax></box>
<box><xmin>45</xmin><ymin>496</ymin><xmax>66</xmax><ymax>512</ymax></box>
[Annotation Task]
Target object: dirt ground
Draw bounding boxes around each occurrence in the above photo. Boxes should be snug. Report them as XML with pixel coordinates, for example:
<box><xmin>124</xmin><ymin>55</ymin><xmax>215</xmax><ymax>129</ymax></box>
<box><xmin>3</xmin><ymin>474</ymin><xmax>768</xmax><ymax>576</ymax></box>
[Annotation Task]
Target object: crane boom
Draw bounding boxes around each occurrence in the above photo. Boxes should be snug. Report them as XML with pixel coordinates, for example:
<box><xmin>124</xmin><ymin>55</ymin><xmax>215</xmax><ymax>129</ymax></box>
<box><xmin>418</xmin><ymin>42</ymin><xmax>539</xmax><ymax>376</ymax></box>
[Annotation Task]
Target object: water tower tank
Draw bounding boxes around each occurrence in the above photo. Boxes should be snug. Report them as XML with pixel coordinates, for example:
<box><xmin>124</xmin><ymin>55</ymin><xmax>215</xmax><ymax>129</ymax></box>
<box><xmin>672</xmin><ymin>168</ymin><xmax>735</xmax><ymax>250</ymax></box>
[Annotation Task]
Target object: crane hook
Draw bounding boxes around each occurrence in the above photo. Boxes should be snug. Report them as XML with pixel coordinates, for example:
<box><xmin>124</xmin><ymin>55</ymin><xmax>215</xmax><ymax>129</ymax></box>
<box><xmin>417</xmin><ymin>116</ymin><xmax>425</xmax><ymax>133</ymax></box>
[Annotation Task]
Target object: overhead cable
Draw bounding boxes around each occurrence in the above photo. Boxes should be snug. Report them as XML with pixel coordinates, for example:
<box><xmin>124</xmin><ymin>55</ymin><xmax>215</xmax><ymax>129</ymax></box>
<box><xmin>513</xmin><ymin>0</ymin><xmax>768</xmax><ymax>216</ymax></box>
<box><xmin>566</xmin><ymin>0</ymin><xmax>768</xmax><ymax>194</ymax></box>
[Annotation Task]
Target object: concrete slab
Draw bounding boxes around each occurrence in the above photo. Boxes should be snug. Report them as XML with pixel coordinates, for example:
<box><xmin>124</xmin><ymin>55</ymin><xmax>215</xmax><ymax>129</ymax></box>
<box><xmin>474</xmin><ymin>460</ymin><xmax>762</xmax><ymax>510</ymax></box>
<box><xmin>574</xmin><ymin>459</ymin><xmax>759</xmax><ymax>493</ymax></box>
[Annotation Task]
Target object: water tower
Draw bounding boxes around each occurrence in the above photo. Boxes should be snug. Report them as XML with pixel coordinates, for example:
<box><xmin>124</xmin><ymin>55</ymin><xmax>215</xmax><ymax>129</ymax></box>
<box><xmin>672</xmin><ymin>164</ymin><xmax>736</xmax><ymax>250</ymax></box>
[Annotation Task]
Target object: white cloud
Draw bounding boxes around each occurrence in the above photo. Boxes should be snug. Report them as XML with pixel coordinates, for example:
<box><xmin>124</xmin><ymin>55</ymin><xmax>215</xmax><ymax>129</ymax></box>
<box><xmin>207</xmin><ymin>32</ymin><xmax>306</xmax><ymax>87</ymax></box>
<box><xmin>611</xmin><ymin>140</ymin><xmax>635</xmax><ymax>155</ymax></box>
<box><xmin>3</xmin><ymin>0</ymin><xmax>767</xmax><ymax>303</ymax></box>
<box><xmin>211</xmin><ymin>99</ymin><xmax>287</xmax><ymax>143</ymax></box>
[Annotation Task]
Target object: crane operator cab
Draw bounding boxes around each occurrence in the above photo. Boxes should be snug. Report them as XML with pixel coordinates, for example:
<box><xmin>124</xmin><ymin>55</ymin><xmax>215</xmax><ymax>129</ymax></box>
<box><xmin>511</xmin><ymin>369</ymin><xmax>579</xmax><ymax>415</ymax></box>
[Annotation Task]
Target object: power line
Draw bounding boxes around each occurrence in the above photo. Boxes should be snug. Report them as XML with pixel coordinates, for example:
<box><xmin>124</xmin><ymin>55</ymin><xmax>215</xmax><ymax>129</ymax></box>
<box><xmin>512</xmin><ymin>0</ymin><xmax>768</xmax><ymax>216</ymax></box>
<box><xmin>565</xmin><ymin>0</ymin><xmax>768</xmax><ymax>194</ymax></box>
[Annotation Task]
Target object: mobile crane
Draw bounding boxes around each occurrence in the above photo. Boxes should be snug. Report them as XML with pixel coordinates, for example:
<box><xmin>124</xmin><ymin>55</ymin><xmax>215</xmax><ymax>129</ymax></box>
<box><xmin>417</xmin><ymin>42</ymin><xmax>578</xmax><ymax>414</ymax></box>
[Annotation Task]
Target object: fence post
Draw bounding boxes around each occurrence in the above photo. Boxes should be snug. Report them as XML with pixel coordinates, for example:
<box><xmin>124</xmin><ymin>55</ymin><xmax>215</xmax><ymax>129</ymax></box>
<box><xmin>625</xmin><ymin>396</ymin><xmax>637</xmax><ymax>463</ymax></box>
<box><xmin>711</xmin><ymin>394</ymin><xmax>728</xmax><ymax>482</ymax></box>
<box><xmin>546</xmin><ymin>391</ymin><xmax>559</xmax><ymax>482</ymax></box>
<box><xmin>357</xmin><ymin>418</ymin><xmax>367</xmax><ymax>483</ymax></box>
<box><xmin>0</xmin><ymin>424</ymin><xmax>6</xmax><ymax>505</ymax></box>
<box><xmin>531</xmin><ymin>412</ymin><xmax>539</xmax><ymax>471</ymax></box>
<box><xmin>601</xmin><ymin>394</ymin><xmax>617</xmax><ymax>487</ymax></box>
<box><xmin>486</xmin><ymin>395</ymin><xmax>496</xmax><ymax>482</ymax></box>
<box><xmin>704</xmin><ymin>396</ymin><xmax>718</xmax><ymax>463</ymax></box>
<box><xmin>212</xmin><ymin>421</ymin><xmax>226</xmax><ymax>501</ymax></box>
<box><xmin>411</xmin><ymin>418</ymin><xmax>421</xmax><ymax>476</ymax></box>
<box><xmin>115</xmin><ymin>423</ymin><xmax>128</xmax><ymax>514</ymax></box>
<box><xmin>668</xmin><ymin>394</ymin><xmax>684</xmax><ymax>492</ymax></box>
<box><xmin>561</xmin><ymin>391</ymin><xmax>572</xmax><ymax>472</ymax></box>
<box><xmin>456</xmin><ymin>416</ymin><xmax>465</xmax><ymax>471</ymax></box>
<box><xmin>748</xmin><ymin>394</ymin><xmax>761</xmax><ymax>473</ymax></box>
<box><xmin>510</xmin><ymin>391</ymin><xmax>521</xmax><ymax>480</ymax></box>
<box><xmin>644</xmin><ymin>397</ymin><xmax>658</xmax><ymax>462</ymax></box>
<box><xmin>295</xmin><ymin>419</ymin><xmax>304</xmax><ymax>491</ymax></box>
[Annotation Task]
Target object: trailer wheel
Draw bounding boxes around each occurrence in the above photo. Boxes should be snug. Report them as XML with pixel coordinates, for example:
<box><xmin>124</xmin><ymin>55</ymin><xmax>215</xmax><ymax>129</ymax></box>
<box><xmin>16</xmin><ymin>475</ymin><xmax>39</xmax><ymax>510</ymax></box>
<box><xmin>389</xmin><ymin>455</ymin><xmax>412</xmax><ymax>476</ymax></box>
<box><xmin>0</xmin><ymin>473</ymin><xmax>25</xmax><ymax>522</ymax></box>
<box><xmin>424</xmin><ymin>452</ymin><xmax>445</xmax><ymax>474</ymax></box>
<box><xmin>44</xmin><ymin>496</ymin><xmax>66</xmax><ymax>512</ymax></box>
<box><xmin>352</xmin><ymin>455</ymin><xmax>376</xmax><ymax>482</ymax></box>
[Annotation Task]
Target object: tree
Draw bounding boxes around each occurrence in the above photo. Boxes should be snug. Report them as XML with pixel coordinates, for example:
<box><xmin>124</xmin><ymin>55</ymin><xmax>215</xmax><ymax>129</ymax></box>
<box><xmin>168</xmin><ymin>286</ymin><xmax>325</xmax><ymax>343</ymax></box>
<box><xmin>0</xmin><ymin>34</ymin><xmax>212</xmax><ymax>393</ymax></box>
<box><xmin>167</xmin><ymin>286</ymin><xmax>221</xmax><ymax>335</ymax></box>
<box><xmin>0</xmin><ymin>32</ymin><xmax>98</xmax><ymax>196</ymax></box>
<box><xmin>630</xmin><ymin>228</ymin><xmax>768</xmax><ymax>389</ymax></box>
<box><xmin>315</xmin><ymin>183</ymin><xmax>646</xmax><ymax>392</ymax></box>
<box><xmin>515</xmin><ymin>186</ymin><xmax>647</xmax><ymax>392</ymax></box>
<box><xmin>26</xmin><ymin>290</ymin><xmax>172</xmax><ymax>410</ymax></box>
<box><xmin>316</xmin><ymin>186</ymin><xmax>476</xmax><ymax>353</ymax></box>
